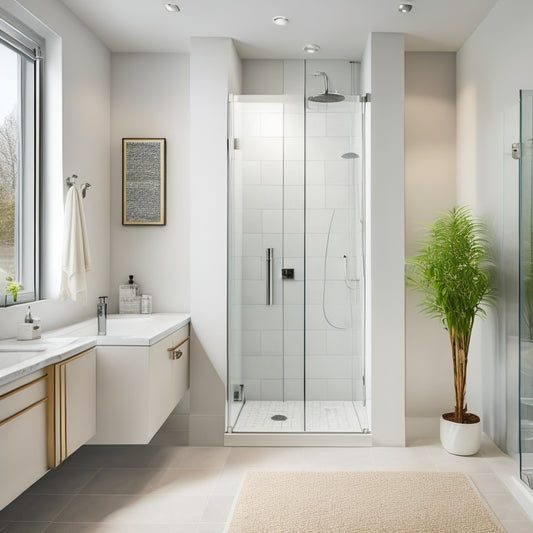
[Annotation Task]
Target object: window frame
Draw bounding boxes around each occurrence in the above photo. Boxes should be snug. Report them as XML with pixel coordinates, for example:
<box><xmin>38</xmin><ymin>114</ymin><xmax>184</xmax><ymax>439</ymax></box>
<box><xmin>0</xmin><ymin>9</ymin><xmax>43</xmax><ymax>307</ymax></box>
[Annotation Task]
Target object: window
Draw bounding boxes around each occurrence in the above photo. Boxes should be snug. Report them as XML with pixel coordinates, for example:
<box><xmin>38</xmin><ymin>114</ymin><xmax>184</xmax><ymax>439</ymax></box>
<box><xmin>0</xmin><ymin>12</ymin><xmax>42</xmax><ymax>306</ymax></box>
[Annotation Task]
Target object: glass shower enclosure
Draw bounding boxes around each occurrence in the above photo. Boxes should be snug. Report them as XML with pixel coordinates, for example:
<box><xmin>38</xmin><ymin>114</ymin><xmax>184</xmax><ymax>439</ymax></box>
<box><xmin>227</xmin><ymin>70</ymin><xmax>368</xmax><ymax>434</ymax></box>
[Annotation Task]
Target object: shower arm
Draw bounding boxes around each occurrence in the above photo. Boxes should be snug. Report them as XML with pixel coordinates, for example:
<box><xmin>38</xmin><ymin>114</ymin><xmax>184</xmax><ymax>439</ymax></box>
<box><xmin>315</xmin><ymin>71</ymin><xmax>329</xmax><ymax>94</ymax></box>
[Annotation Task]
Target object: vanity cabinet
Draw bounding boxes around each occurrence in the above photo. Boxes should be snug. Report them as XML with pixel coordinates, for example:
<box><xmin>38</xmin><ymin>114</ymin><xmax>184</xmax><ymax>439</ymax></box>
<box><xmin>90</xmin><ymin>323</ymin><xmax>190</xmax><ymax>444</ymax></box>
<box><xmin>50</xmin><ymin>348</ymin><xmax>96</xmax><ymax>467</ymax></box>
<box><xmin>0</xmin><ymin>369</ymin><xmax>48</xmax><ymax>509</ymax></box>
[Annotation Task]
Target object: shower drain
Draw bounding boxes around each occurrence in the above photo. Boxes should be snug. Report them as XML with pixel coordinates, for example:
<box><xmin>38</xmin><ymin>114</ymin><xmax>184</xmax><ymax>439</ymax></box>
<box><xmin>271</xmin><ymin>414</ymin><xmax>288</xmax><ymax>421</ymax></box>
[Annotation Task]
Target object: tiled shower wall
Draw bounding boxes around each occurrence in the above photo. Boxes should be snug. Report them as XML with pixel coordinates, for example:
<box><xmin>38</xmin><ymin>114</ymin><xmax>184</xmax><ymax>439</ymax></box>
<box><xmin>228</xmin><ymin>60</ymin><xmax>364</xmax><ymax>409</ymax></box>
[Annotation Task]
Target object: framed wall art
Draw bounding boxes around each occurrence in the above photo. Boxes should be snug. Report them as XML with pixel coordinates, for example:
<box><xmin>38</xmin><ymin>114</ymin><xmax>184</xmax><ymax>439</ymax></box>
<box><xmin>122</xmin><ymin>138</ymin><xmax>166</xmax><ymax>225</ymax></box>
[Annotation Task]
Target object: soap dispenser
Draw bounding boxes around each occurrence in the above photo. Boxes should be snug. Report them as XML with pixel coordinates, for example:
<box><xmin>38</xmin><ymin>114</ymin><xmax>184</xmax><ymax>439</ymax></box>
<box><xmin>119</xmin><ymin>274</ymin><xmax>141</xmax><ymax>314</ymax></box>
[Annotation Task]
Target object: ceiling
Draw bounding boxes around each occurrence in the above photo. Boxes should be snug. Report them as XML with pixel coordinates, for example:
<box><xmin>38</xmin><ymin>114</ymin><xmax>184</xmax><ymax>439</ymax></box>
<box><xmin>59</xmin><ymin>0</ymin><xmax>499</xmax><ymax>59</ymax></box>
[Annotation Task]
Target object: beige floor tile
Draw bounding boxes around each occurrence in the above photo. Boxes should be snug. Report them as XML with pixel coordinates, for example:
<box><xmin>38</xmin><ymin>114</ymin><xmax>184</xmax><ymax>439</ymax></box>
<box><xmin>482</xmin><ymin>493</ymin><xmax>531</xmax><ymax>522</ymax></box>
<box><xmin>55</xmin><ymin>494</ymin><xmax>208</xmax><ymax>524</ymax></box>
<box><xmin>500</xmin><ymin>520</ymin><xmax>533</xmax><ymax>533</ymax></box>
<box><xmin>195</xmin><ymin>523</ymin><xmax>227</xmax><ymax>533</ymax></box>
<box><xmin>200</xmin><ymin>495</ymin><xmax>236</xmax><ymax>523</ymax></box>
<box><xmin>44</xmin><ymin>523</ymin><xmax>196</xmax><ymax>533</ymax></box>
<box><xmin>164</xmin><ymin>447</ymin><xmax>231</xmax><ymax>470</ymax></box>
<box><xmin>470</xmin><ymin>473</ymin><xmax>511</xmax><ymax>494</ymax></box>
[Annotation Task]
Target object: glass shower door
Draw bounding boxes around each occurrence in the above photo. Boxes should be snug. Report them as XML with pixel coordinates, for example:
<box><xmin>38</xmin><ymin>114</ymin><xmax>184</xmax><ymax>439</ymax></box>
<box><xmin>519</xmin><ymin>89</ymin><xmax>533</xmax><ymax>488</ymax></box>
<box><xmin>227</xmin><ymin>95</ymin><xmax>306</xmax><ymax>433</ymax></box>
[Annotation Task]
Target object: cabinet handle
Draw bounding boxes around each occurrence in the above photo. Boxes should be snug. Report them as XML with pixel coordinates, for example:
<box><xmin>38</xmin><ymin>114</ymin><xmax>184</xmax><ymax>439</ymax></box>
<box><xmin>167</xmin><ymin>336</ymin><xmax>190</xmax><ymax>354</ymax></box>
<box><xmin>170</xmin><ymin>349</ymin><xmax>183</xmax><ymax>360</ymax></box>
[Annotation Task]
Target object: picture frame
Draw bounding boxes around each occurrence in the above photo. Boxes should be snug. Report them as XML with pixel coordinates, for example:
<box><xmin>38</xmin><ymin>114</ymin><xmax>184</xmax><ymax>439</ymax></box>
<box><xmin>122</xmin><ymin>138</ymin><xmax>166</xmax><ymax>225</ymax></box>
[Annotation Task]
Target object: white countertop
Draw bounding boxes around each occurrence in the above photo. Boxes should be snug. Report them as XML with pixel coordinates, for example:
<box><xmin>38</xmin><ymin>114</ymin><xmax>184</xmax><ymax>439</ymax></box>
<box><xmin>0</xmin><ymin>313</ymin><xmax>190</xmax><ymax>387</ymax></box>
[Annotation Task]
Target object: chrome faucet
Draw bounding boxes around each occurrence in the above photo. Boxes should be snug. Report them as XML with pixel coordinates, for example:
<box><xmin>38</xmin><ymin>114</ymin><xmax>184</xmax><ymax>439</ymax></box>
<box><xmin>97</xmin><ymin>296</ymin><xmax>108</xmax><ymax>336</ymax></box>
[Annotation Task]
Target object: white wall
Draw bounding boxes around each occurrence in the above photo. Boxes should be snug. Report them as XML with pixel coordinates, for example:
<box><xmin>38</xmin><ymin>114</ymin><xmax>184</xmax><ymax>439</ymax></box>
<box><xmin>110</xmin><ymin>53</ymin><xmax>190</xmax><ymax>313</ymax></box>
<box><xmin>0</xmin><ymin>0</ymin><xmax>110</xmax><ymax>338</ymax></box>
<box><xmin>189</xmin><ymin>37</ymin><xmax>242</xmax><ymax>445</ymax></box>
<box><xmin>360</xmin><ymin>33</ymin><xmax>405</xmax><ymax>446</ymax></box>
<box><xmin>457</xmin><ymin>0</ymin><xmax>532</xmax><ymax>456</ymax></box>
<box><xmin>404</xmin><ymin>52</ymin><xmax>457</xmax><ymax>438</ymax></box>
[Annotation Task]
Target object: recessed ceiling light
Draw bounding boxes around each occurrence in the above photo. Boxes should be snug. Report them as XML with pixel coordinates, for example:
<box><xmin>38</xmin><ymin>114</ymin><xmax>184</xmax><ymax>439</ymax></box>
<box><xmin>164</xmin><ymin>3</ymin><xmax>180</xmax><ymax>12</ymax></box>
<box><xmin>272</xmin><ymin>16</ymin><xmax>289</xmax><ymax>26</ymax></box>
<box><xmin>303</xmin><ymin>43</ymin><xmax>320</xmax><ymax>54</ymax></box>
<box><xmin>398</xmin><ymin>3</ymin><xmax>413</xmax><ymax>13</ymax></box>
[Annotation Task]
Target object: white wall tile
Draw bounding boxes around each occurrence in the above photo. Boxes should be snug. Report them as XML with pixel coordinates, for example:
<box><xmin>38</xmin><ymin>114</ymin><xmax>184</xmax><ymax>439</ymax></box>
<box><xmin>262</xmin><ymin>210</ymin><xmax>283</xmax><ymax>234</ymax></box>
<box><xmin>284</xmin><ymin>209</ymin><xmax>304</xmax><ymax>233</ymax></box>
<box><xmin>284</xmin><ymin>304</ymin><xmax>304</xmax><ymax>330</ymax></box>
<box><xmin>326</xmin><ymin>186</ymin><xmax>351</xmax><ymax>208</ymax></box>
<box><xmin>284</xmin><ymin>258</ymin><xmax>304</xmax><ymax>280</ymax></box>
<box><xmin>242</xmin><ymin>330</ymin><xmax>261</xmax><ymax>355</ymax></box>
<box><xmin>284</xmin><ymin>356</ymin><xmax>304</xmax><ymax>379</ymax></box>
<box><xmin>284</xmin><ymin>137</ymin><xmax>304</xmax><ymax>161</ymax></box>
<box><xmin>242</xmin><ymin>379</ymin><xmax>260</xmax><ymax>400</ymax></box>
<box><xmin>305</xmin><ymin>280</ymin><xmax>322</xmax><ymax>304</ymax></box>
<box><xmin>307</xmin><ymin>209</ymin><xmax>333</xmax><ymax>234</ymax></box>
<box><xmin>306</xmin><ymin>330</ymin><xmax>327</xmax><ymax>355</ymax></box>
<box><xmin>306</xmin><ymin>186</ymin><xmax>325</xmax><ymax>208</ymax></box>
<box><xmin>307</xmin><ymin>355</ymin><xmax>352</xmax><ymax>379</ymax></box>
<box><xmin>306</xmin><ymin>234</ymin><xmax>327</xmax><ymax>257</ymax></box>
<box><xmin>260</xmin><ymin>379</ymin><xmax>283</xmax><ymax>400</ymax></box>
<box><xmin>284</xmin><ymin>330</ymin><xmax>304</xmax><ymax>355</ymax></box>
<box><xmin>284</xmin><ymin>161</ymin><xmax>304</xmax><ymax>185</ymax></box>
<box><xmin>242</xmin><ymin>234</ymin><xmax>262</xmax><ymax>256</ymax></box>
<box><xmin>327</xmin><ymin>329</ymin><xmax>353</xmax><ymax>354</ymax></box>
<box><xmin>242</xmin><ymin>305</ymin><xmax>283</xmax><ymax>330</ymax></box>
<box><xmin>284</xmin><ymin>379</ymin><xmax>304</xmax><ymax>400</ymax></box>
<box><xmin>241</xmin><ymin>138</ymin><xmax>283</xmax><ymax>160</ymax></box>
<box><xmin>326</xmin><ymin>379</ymin><xmax>353</xmax><ymax>401</ymax></box>
<box><xmin>306</xmin><ymin>113</ymin><xmax>326</xmax><ymax>136</ymax></box>
<box><xmin>306</xmin><ymin>379</ymin><xmax>328</xmax><ymax>401</ymax></box>
<box><xmin>306</xmin><ymin>161</ymin><xmax>325</xmax><ymax>185</ymax></box>
<box><xmin>240</xmin><ymin>161</ymin><xmax>261</xmax><ymax>185</ymax></box>
<box><xmin>242</xmin><ymin>257</ymin><xmax>262</xmax><ymax>280</ymax></box>
<box><xmin>243</xmin><ymin>209</ymin><xmax>262</xmax><ymax>233</ymax></box>
<box><xmin>261</xmin><ymin>161</ymin><xmax>283</xmax><ymax>184</ymax></box>
<box><xmin>283</xmin><ymin>280</ymin><xmax>304</xmax><ymax>305</ymax></box>
<box><xmin>242</xmin><ymin>280</ymin><xmax>268</xmax><ymax>304</ymax></box>
<box><xmin>242</xmin><ymin>356</ymin><xmax>283</xmax><ymax>379</ymax></box>
<box><xmin>284</xmin><ymin>114</ymin><xmax>303</xmax><ymax>137</ymax></box>
<box><xmin>326</xmin><ymin>113</ymin><xmax>351</xmax><ymax>137</ymax></box>
<box><xmin>261</xmin><ymin>113</ymin><xmax>283</xmax><ymax>137</ymax></box>
<box><xmin>283</xmin><ymin>235</ymin><xmax>304</xmax><ymax>257</ymax></box>
<box><xmin>238</xmin><ymin>112</ymin><xmax>261</xmax><ymax>137</ymax></box>
<box><xmin>306</xmin><ymin>137</ymin><xmax>349</xmax><ymax>161</ymax></box>
<box><xmin>325</xmin><ymin>161</ymin><xmax>351</xmax><ymax>185</ymax></box>
<box><xmin>284</xmin><ymin>186</ymin><xmax>304</xmax><ymax>209</ymax></box>
<box><xmin>261</xmin><ymin>330</ymin><xmax>283</xmax><ymax>354</ymax></box>
<box><xmin>306</xmin><ymin>304</ymin><xmax>330</xmax><ymax>329</ymax></box>
<box><xmin>243</xmin><ymin>185</ymin><xmax>283</xmax><ymax>209</ymax></box>
<box><xmin>262</xmin><ymin>233</ymin><xmax>283</xmax><ymax>253</ymax></box>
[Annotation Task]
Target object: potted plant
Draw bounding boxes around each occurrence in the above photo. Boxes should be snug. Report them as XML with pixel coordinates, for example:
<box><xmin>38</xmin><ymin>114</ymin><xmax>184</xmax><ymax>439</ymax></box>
<box><xmin>407</xmin><ymin>206</ymin><xmax>494</xmax><ymax>455</ymax></box>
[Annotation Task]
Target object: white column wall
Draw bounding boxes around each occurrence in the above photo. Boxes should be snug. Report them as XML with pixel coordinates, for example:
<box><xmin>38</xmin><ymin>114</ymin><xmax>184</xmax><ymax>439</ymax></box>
<box><xmin>189</xmin><ymin>37</ymin><xmax>241</xmax><ymax>445</ymax></box>
<box><xmin>360</xmin><ymin>33</ymin><xmax>405</xmax><ymax>446</ymax></box>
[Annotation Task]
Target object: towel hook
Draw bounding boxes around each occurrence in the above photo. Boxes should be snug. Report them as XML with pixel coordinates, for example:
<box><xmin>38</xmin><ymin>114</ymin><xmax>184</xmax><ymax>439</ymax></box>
<box><xmin>65</xmin><ymin>174</ymin><xmax>92</xmax><ymax>198</ymax></box>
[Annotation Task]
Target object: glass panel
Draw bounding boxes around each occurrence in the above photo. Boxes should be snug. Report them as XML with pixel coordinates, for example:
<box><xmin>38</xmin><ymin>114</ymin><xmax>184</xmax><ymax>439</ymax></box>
<box><xmin>520</xmin><ymin>90</ymin><xmax>533</xmax><ymax>487</ymax></box>
<box><xmin>227</xmin><ymin>95</ymin><xmax>305</xmax><ymax>433</ymax></box>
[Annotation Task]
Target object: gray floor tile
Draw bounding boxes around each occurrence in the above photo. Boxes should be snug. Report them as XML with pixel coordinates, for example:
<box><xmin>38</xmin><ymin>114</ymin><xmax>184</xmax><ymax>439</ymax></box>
<box><xmin>0</xmin><ymin>495</ymin><xmax>73</xmax><ymax>523</ymax></box>
<box><xmin>28</xmin><ymin>468</ymin><xmax>99</xmax><ymax>495</ymax></box>
<box><xmin>0</xmin><ymin>524</ymin><xmax>49</xmax><ymax>533</ymax></box>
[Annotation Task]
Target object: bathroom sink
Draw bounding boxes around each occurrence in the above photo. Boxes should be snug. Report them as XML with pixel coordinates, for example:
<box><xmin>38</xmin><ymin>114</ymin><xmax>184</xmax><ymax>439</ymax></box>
<box><xmin>0</xmin><ymin>352</ymin><xmax>43</xmax><ymax>369</ymax></box>
<box><xmin>0</xmin><ymin>338</ymin><xmax>77</xmax><ymax>352</ymax></box>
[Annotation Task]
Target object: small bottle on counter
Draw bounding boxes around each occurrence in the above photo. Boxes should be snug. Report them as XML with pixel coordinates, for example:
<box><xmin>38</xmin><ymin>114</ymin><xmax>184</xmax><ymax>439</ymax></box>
<box><xmin>141</xmin><ymin>294</ymin><xmax>152</xmax><ymax>314</ymax></box>
<box><xmin>119</xmin><ymin>274</ymin><xmax>141</xmax><ymax>314</ymax></box>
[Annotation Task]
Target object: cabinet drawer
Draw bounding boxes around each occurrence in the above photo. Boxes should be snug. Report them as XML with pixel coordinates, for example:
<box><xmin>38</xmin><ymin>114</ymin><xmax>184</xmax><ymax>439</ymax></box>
<box><xmin>0</xmin><ymin>374</ymin><xmax>47</xmax><ymax>424</ymax></box>
<box><xmin>0</xmin><ymin>399</ymin><xmax>48</xmax><ymax>509</ymax></box>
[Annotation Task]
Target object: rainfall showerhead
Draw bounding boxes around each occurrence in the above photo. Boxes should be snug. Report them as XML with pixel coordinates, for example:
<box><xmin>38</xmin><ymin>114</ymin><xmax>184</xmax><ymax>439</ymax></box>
<box><xmin>341</xmin><ymin>152</ymin><xmax>359</xmax><ymax>159</ymax></box>
<box><xmin>308</xmin><ymin>71</ymin><xmax>345</xmax><ymax>103</ymax></box>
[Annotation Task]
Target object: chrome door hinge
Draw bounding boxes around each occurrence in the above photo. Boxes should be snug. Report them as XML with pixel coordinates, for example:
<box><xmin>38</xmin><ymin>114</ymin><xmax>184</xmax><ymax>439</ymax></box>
<box><xmin>233</xmin><ymin>138</ymin><xmax>240</xmax><ymax>150</ymax></box>
<box><xmin>512</xmin><ymin>142</ymin><xmax>521</xmax><ymax>160</ymax></box>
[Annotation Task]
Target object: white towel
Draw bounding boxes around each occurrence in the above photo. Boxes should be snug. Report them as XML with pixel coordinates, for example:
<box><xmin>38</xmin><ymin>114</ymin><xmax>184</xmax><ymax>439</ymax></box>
<box><xmin>59</xmin><ymin>185</ymin><xmax>92</xmax><ymax>305</ymax></box>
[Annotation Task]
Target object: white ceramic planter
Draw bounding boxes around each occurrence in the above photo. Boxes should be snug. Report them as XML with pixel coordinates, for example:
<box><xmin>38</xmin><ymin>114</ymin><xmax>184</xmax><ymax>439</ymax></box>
<box><xmin>440</xmin><ymin>415</ymin><xmax>481</xmax><ymax>456</ymax></box>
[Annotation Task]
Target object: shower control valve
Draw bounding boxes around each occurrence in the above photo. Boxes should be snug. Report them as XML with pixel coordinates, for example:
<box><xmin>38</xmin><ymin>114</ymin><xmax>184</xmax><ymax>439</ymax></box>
<box><xmin>282</xmin><ymin>268</ymin><xmax>294</xmax><ymax>280</ymax></box>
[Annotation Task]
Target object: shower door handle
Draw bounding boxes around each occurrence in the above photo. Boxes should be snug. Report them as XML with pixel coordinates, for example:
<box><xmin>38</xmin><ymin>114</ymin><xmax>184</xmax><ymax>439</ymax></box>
<box><xmin>266</xmin><ymin>248</ymin><xmax>274</xmax><ymax>306</ymax></box>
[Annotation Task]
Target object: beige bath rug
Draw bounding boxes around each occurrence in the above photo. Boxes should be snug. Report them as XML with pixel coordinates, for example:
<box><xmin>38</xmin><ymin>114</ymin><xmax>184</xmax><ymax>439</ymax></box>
<box><xmin>226</xmin><ymin>471</ymin><xmax>504</xmax><ymax>533</ymax></box>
